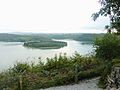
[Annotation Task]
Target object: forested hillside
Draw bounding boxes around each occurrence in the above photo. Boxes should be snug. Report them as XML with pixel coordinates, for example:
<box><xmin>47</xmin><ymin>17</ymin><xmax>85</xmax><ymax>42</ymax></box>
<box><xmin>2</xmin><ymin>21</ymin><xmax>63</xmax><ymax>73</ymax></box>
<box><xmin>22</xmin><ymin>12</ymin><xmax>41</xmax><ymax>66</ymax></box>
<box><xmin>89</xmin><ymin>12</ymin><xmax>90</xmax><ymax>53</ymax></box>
<box><xmin>0</xmin><ymin>33</ymin><xmax>104</xmax><ymax>42</ymax></box>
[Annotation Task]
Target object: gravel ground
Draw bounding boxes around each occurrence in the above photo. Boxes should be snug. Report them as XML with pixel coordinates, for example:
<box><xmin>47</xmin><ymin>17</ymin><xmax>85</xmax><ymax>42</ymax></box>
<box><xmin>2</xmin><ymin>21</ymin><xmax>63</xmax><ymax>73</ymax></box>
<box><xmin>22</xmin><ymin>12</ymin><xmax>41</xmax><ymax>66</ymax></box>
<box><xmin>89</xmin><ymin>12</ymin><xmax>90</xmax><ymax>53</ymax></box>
<box><xmin>40</xmin><ymin>78</ymin><xmax>103</xmax><ymax>90</ymax></box>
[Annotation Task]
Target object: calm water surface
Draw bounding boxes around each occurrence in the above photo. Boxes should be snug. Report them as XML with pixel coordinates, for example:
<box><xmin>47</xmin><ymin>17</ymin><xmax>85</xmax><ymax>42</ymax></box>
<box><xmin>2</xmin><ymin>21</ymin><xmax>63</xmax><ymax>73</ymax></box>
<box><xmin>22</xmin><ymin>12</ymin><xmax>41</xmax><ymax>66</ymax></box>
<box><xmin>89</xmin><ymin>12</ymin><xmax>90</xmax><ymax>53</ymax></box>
<box><xmin>0</xmin><ymin>39</ymin><xmax>94</xmax><ymax>70</ymax></box>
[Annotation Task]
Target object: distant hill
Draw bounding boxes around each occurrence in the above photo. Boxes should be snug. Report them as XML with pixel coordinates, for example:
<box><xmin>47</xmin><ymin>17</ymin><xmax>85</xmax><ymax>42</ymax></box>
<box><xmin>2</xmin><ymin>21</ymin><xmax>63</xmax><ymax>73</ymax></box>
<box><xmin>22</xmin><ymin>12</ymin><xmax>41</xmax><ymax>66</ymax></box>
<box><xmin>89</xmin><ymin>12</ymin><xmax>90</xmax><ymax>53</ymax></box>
<box><xmin>0</xmin><ymin>33</ymin><xmax>104</xmax><ymax>43</ymax></box>
<box><xmin>0</xmin><ymin>33</ymin><xmax>51</xmax><ymax>42</ymax></box>
<box><xmin>45</xmin><ymin>33</ymin><xmax>104</xmax><ymax>43</ymax></box>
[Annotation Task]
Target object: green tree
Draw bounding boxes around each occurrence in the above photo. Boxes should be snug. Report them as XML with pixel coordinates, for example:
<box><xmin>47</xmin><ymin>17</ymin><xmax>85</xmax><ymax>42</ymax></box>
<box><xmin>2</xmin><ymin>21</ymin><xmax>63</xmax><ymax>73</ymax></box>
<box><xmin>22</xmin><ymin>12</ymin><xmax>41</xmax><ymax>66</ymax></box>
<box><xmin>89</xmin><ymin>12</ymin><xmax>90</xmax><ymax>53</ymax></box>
<box><xmin>94</xmin><ymin>34</ymin><xmax>120</xmax><ymax>61</ymax></box>
<box><xmin>92</xmin><ymin>0</ymin><xmax>120</xmax><ymax>33</ymax></box>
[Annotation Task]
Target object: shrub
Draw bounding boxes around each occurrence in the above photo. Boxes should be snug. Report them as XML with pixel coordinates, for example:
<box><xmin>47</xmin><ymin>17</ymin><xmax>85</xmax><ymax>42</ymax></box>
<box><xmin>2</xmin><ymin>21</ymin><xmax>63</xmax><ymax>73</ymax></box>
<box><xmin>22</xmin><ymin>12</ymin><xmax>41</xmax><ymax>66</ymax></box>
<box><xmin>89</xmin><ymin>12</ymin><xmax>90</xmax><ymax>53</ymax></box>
<box><xmin>0</xmin><ymin>53</ymin><xmax>104</xmax><ymax>89</ymax></box>
<box><xmin>98</xmin><ymin>62</ymin><xmax>112</xmax><ymax>88</ymax></box>
<box><xmin>94</xmin><ymin>34</ymin><xmax>120</xmax><ymax>61</ymax></box>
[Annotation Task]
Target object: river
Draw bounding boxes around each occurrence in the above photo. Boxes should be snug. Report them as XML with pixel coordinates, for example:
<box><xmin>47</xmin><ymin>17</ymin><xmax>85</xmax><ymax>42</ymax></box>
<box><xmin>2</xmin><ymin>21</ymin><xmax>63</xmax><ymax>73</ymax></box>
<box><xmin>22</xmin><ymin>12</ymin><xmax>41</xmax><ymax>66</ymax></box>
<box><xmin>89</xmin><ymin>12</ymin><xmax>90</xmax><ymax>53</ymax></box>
<box><xmin>0</xmin><ymin>39</ymin><xmax>94</xmax><ymax>70</ymax></box>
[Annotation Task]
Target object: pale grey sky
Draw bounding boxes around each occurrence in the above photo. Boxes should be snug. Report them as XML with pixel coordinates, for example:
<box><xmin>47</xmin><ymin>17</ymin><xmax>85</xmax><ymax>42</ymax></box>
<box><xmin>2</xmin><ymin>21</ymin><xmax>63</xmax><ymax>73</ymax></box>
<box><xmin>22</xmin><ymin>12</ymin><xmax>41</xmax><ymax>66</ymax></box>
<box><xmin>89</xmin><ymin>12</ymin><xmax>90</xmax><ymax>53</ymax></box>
<box><xmin>0</xmin><ymin>0</ymin><xmax>109</xmax><ymax>33</ymax></box>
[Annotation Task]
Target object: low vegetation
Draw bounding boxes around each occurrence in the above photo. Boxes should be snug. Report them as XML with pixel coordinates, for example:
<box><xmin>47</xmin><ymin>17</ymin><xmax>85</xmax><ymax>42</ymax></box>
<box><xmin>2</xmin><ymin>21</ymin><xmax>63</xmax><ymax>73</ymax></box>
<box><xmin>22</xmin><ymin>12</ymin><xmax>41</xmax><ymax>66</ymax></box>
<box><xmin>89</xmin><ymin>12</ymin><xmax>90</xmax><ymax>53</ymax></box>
<box><xmin>0</xmin><ymin>53</ymin><xmax>104</xmax><ymax>90</ymax></box>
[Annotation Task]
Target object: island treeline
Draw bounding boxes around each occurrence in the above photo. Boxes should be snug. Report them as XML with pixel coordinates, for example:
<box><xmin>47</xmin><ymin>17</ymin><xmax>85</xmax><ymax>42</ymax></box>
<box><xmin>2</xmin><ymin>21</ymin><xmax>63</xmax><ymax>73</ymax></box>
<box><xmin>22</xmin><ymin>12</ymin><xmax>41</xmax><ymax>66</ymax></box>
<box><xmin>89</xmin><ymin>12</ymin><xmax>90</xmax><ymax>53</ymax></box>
<box><xmin>24</xmin><ymin>41</ymin><xmax>67</xmax><ymax>49</ymax></box>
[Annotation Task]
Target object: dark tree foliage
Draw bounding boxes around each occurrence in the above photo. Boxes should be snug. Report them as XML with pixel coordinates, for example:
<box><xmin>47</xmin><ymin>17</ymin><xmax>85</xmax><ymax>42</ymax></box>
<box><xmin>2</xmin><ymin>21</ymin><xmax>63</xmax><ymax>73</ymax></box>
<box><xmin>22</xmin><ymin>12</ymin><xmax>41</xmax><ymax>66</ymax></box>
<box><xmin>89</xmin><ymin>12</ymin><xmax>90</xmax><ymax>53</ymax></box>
<box><xmin>92</xmin><ymin>0</ymin><xmax>120</xmax><ymax>33</ymax></box>
<box><xmin>23</xmin><ymin>41</ymin><xmax>67</xmax><ymax>49</ymax></box>
<box><xmin>94</xmin><ymin>34</ymin><xmax>120</xmax><ymax>60</ymax></box>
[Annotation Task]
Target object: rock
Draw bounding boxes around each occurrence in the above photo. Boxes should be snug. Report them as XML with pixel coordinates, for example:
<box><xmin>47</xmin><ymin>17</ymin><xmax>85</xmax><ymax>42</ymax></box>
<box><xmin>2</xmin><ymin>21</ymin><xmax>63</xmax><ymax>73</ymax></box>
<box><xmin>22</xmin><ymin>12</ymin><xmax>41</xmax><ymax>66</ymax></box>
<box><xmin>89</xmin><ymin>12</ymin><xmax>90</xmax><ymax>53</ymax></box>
<box><xmin>107</xmin><ymin>67</ymin><xmax>120</xmax><ymax>89</ymax></box>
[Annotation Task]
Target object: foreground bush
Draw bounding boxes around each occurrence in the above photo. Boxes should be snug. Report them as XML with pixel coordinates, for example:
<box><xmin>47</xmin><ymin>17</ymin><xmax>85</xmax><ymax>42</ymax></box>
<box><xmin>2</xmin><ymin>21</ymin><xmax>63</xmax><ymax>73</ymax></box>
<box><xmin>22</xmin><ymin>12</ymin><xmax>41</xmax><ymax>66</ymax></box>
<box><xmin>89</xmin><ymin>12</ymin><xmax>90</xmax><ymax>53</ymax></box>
<box><xmin>93</xmin><ymin>33</ymin><xmax>120</xmax><ymax>88</ymax></box>
<box><xmin>94</xmin><ymin>34</ymin><xmax>120</xmax><ymax>61</ymax></box>
<box><xmin>0</xmin><ymin>53</ymin><xmax>104</xmax><ymax>90</ymax></box>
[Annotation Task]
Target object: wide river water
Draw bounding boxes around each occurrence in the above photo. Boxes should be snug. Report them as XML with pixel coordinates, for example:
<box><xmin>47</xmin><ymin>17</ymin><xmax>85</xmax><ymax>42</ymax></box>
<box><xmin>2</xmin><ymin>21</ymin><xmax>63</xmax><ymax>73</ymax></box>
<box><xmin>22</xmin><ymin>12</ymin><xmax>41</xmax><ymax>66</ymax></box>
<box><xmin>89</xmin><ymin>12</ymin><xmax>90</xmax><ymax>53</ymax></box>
<box><xmin>0</xmin><ymin>39</ymin><xmax>94</xmax><ymax>70</ymax></box>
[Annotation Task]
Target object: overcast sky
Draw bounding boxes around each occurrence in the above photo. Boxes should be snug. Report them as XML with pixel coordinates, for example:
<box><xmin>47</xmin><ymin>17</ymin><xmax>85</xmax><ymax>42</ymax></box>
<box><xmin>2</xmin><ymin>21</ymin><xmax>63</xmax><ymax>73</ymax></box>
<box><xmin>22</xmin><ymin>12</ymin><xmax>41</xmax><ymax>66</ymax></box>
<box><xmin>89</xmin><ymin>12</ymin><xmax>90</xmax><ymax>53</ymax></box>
<box><xmin>0</xmin><ymin>0</ymin><xmax>109</xmax><ymax>33</ymax></box>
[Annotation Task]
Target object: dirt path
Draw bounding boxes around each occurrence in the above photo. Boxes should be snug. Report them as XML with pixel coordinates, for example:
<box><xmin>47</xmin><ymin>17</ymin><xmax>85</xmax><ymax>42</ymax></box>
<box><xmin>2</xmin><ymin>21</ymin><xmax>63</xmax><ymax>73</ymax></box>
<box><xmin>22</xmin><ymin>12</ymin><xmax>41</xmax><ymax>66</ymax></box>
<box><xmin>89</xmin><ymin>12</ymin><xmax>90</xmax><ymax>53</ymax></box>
<box><xmin>40</xmin><ymin>78</ymin><xmax>103</xmax><ymax>90</ymax></box>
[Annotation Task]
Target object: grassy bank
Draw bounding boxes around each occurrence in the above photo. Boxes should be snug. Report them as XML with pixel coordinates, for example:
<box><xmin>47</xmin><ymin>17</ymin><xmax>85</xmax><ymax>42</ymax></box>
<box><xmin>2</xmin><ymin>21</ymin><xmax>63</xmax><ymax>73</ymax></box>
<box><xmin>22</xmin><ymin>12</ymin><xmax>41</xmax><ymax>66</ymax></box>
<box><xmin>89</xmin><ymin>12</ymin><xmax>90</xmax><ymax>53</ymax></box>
<box><xmin>0</xmin><ymin>53</ymin><xmax>104</xmax><ymax>90</ymax></box>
